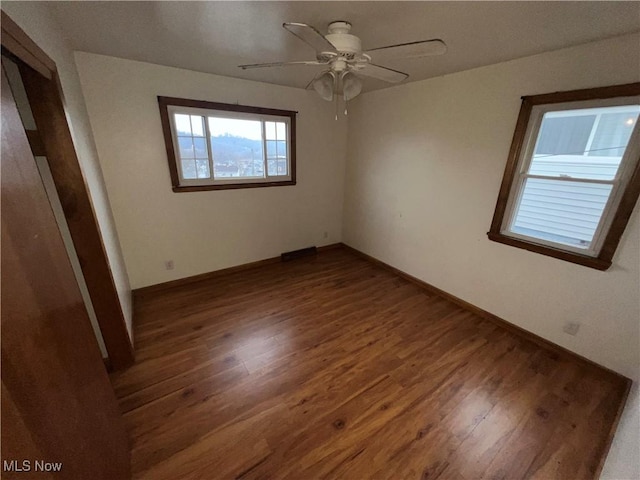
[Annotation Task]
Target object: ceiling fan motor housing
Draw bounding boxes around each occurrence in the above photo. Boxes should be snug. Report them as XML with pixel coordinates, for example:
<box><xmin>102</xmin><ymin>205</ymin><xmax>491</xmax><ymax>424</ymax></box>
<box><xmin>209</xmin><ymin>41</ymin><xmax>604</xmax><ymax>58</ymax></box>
<box><xmin>325</xmin><ymin>21</ymin><xmax>361</xmax><ymax>59</ymax></box>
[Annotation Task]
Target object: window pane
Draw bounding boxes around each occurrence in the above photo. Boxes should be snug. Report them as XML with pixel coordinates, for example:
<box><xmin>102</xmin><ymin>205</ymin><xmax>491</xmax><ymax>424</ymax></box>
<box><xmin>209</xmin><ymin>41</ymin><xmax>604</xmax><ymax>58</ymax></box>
<box><xmin>266</xmin><ymin>140</ymin><xmax>277</xmax><ymax>158</ymax></box>
<box><xmin>193</xmin><ymin>137</ymin><xmax>207</xmax><ymax>158</ymax></box>
<box><xmin>267</xmin><ymin>158</ymin><xmax>278</xmax><ymax>177</ymax></box>
<box><xmin>530</xmin><ymin>106</ymin><xmax>639</xmax><ymax>181</ymax></box>
<box><xmin>276</xmin><ymin>122</ymin><xmax>286</xmax><ymax>140</ymax></box>
<box><xmin>174</xmin><ymin>114</ymin><xmax>192</xmax><ymax>135</ymax></box>
<box><xmin>208</xmin><ymin>117</ymin><xmax>262</xmax><ymax>139</ymax></box>
<box><xmin>181</xmin><ymin>159</ymin><xmax>197</xmax><ymax>179</ymax></box>
<box><xmin>528</xmin><ymin>155</ymin><xmax>622</xmax><ymax>181</ymax></box>
<box><xmin>589</xmin><ymin>112</ymin><xmax>639</xmax><ymax>157</ymax></box>
<box><xmin>511</xmin><ymin>177</ymin><xmax>612</xmax><ymax>248</ymax></box>
<box><xmin>266</xmin><ymin>140</ymin><xmax>287</xmax><ymax>177</ymax></box>
<box><xmin>277</xmin><ymin>159</ymin><xmax>288</xmax><ymax>176</ymax></box>
<box><xmin>208</xmin><ymin>117</ymin><xmax>264</xmax><ymax>179</ymax></box>
<box><xmin>178</xmin><ymin>137</ymin><xmax>194</xmax><ymax>158</ymax></box>
<box><xmin>534</xmin><ymin>114</ymin><xmax>595</xmax><ymax>156</ymax></box>
<box><xmin>190</xmin><ymin>115</ymin><xmax>205</xmax><ymax>137</ymax></box>
<box><xmin>196</xmin><ymin>159</ymin><xmax>210</xmax><ymax>179</ymax></box>
<box><xmin>265</xmin><ymin>121</ymin><xmax>276</xmax><ymax>140</ymax></box>
<box><xmin>276</xmin><ymin>140</ymin><xmax>287</xmax><ymax>158</ymax></box>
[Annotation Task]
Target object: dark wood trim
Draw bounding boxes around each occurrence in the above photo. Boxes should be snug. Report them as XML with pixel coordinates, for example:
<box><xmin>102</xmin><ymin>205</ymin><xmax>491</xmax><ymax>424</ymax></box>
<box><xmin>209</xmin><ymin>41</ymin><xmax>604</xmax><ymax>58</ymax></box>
<box><xmin>158</xmin><ymin>95</ymin><xmax>181</xmax><ymax>187</ymax></box>
<box><xmin>173</xmin><ymin>180</ymin><xmax>295</xmax><ymax>193</ymax></box>
<box><xmin>134</xmin><ymin>256</ymin><xmax>282</xmax><ymax>298</ymax></box>
<box><xmin>158</xmin><ymin>96</ymin><xmax>298</xmax><ymax>117</ymax></box>
<box><xmin>133</xmin><ymin>243</ymin><xmax>342</xmax><ymax>298</ymax></box>
<box><xmin>316</xmin><ymin>243</ymin><xmax>342</xmax><ymax>252</ymax></box>
<box><xmin>290</xmin><ymin>106</ymin><xmax>297</xmax><ymax>187</ymax></box>
<box><xmin>600</xmin><ymin>153</ymin><xmax>640</xmax><ymax>260</ymax></box>
<box><xmin>488</xmin><ymin>83</ymin><xmax>640</xmax><ymax>270</ymax></box>
<box><xmin>487</xmin><ymin>232</ymin><xmax>611</xmax><ymax>270</ymax></box>
<box><xmin>488</xmin><ymin>98</ymin><xmax>532</xmax><ymax>233</ymax></box>
<box><xmin>157</xmin><ymin>96</ymin><xmax>297</xmax><ymax>191</ymax></box>
<box><xmin>340</xmin><ymin>243</ymin><xmax>631</xmax><ymax>384</ymax></box>
<box><xmin>25</xmin><ymin>129</ymin><xmax>46</xmax><ymax>156</ymax></box>
<box><xmin>0</xmin><ymin>11</ymin><xmax>55</xmax><ymax>79</ymax></box>
<box><xmin>2</xmin><ymin>11</ymin><xmax>134</xmax><ymax>370</ymax></box>
<box><xmin>281</xmin><ymin>246</ymin><xmax>317</xmax><ymax>262</ymax></box>
<box><xmin>19</xmin><ymin>64</ymin><xmax>134</xmax><ymax>370</ymax></box>
<box><xmin>524</xmin><ymin>82</ymin><xmax>640</xmax><ymax>105</ymax></box>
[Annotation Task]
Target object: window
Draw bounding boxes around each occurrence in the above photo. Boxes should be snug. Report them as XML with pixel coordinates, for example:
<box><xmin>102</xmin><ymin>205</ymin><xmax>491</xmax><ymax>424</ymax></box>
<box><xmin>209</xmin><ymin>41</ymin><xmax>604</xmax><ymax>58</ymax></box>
<box><xmin>158</xmin><ymin>97</ymin><xmax>296</xmax><ymax>191</ymax></box>
<box><xmin>488</xmin><ymin>83</ymin><xmax>640</xmax><ymax>270</ymax></box>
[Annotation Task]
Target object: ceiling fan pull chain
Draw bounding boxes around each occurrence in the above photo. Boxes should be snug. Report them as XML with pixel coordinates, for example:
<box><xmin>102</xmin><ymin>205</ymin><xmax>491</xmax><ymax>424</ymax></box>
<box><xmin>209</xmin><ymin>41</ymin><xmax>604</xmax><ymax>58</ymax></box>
<box><xmin>344</xmin><ymin>80</ymin><xmax>350</xmax><ymax>115</ymax></box>
<box><xmin>334</xmin><ymin>74</ymin><xmax>339</xmax><ymax>120</ymax></box>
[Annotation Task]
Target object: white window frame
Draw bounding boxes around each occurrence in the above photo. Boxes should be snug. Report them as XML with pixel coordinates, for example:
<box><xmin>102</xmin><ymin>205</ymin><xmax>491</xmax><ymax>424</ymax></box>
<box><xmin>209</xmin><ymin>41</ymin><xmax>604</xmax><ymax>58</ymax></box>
<box><xmin>500</xmin><ymin>97</ymin><xmax>640</xmax><ymax>258</ymax></box>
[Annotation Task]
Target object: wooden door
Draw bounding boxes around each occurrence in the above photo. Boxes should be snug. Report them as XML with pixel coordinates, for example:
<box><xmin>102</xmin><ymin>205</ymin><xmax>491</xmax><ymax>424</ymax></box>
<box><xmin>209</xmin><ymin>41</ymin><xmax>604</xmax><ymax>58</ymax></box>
<box><xmin>1</xmin><ymin>61</ymin><xmax>130</xmax><ymax>478</ymax></box>
<box><xmin>1</xmin><ymin>10</ymin><xmax>134</xmax><ymax>371</ymax></box>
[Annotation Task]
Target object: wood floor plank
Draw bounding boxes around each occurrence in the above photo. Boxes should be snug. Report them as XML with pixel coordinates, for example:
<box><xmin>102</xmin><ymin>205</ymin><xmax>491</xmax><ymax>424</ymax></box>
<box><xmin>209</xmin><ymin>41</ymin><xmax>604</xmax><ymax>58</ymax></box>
<box><xmin>114</xmin><ymin>248</ymin><xmax>629</xmax><ymax>479</ymax></box>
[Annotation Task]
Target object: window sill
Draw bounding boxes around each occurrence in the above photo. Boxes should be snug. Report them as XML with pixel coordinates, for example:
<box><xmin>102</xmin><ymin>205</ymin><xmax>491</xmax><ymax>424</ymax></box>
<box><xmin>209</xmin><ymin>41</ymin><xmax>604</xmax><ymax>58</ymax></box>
<box><xmin>486</xmin><ymin>231</ymin><xmax>612</xmax><ymax>270</ymax></box>
<box><xmin>172</xmin><ymin>180</ymin><xmax>296</xmax><ymax>192</ymax></box>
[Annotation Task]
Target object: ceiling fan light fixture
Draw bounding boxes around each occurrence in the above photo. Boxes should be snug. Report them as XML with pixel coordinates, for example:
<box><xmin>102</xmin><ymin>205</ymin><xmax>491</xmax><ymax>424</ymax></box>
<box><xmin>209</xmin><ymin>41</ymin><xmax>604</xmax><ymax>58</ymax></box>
<box><xmin>341</xmin><ymin>71</ymin><xmax>363</xmax><ymax>101</ymax></box>
<box><xmin>312</xmin><ymin>71</ymin><xmax>335</xmax><ymax>101</ymax></box>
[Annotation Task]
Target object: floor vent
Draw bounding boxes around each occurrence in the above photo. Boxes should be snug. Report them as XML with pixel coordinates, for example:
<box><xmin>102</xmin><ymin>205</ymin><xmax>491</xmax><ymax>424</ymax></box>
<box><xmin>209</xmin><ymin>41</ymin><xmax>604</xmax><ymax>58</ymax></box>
<box><xmin>281</xmin><ymin>246</ymin><xmax>317</xmax><ymax>262</ymax></box>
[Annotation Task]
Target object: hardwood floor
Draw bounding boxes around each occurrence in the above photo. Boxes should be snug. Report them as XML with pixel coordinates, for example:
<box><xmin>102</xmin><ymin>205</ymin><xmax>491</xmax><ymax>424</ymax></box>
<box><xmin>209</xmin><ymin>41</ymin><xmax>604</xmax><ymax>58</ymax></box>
<box><xmin>112</xmin><ymin>247</ymin><xmax>628</xmax><ymax>479</ymax></box>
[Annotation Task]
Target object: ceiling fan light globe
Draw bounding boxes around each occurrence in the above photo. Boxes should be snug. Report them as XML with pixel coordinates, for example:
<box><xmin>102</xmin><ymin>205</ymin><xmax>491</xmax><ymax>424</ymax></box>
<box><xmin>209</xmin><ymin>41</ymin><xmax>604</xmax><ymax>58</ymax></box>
<box><xmin>313</xmin><ymin>72</ymin><xmax>335</xmax><ymax>101</ymax></box>
<box><xmin>342</xmin><ymin>71</ymin><xmax>363</xmax><ymax>101</ymax></box>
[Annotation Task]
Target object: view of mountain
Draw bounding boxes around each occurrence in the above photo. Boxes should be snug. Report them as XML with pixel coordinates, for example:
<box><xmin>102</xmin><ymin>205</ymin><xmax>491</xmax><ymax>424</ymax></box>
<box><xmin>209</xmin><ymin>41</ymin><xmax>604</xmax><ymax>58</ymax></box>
<box><xmin>178</xmin><ymin>133</ymin><xmax>288</xmax><ymax>179</ymax></box>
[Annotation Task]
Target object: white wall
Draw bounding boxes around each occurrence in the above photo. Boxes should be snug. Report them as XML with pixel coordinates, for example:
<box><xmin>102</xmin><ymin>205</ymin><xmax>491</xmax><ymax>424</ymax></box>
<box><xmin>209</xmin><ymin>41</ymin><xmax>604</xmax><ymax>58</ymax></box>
<box><xmin>2</xmin><ymin>3</ymin><xmax>134</xmax><ymax>341</ymax></box>
<box><xmin>343</xmin><ymin>33</ymin><xmax>640</xmax><ymax>478</ymax></box>
<box><xmin>75</xmin><ymin>52</ymin><xmax>348</xmax><ymax>289</ymax></box>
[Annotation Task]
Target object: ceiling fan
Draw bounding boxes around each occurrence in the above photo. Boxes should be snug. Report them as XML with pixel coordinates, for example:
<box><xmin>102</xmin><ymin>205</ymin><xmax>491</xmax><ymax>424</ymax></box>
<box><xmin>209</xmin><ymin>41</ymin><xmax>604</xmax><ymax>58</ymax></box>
<box><xmin>239</xmin><ymin>21</ymin><xmax>447</xmax><ymax>117</ymax></box>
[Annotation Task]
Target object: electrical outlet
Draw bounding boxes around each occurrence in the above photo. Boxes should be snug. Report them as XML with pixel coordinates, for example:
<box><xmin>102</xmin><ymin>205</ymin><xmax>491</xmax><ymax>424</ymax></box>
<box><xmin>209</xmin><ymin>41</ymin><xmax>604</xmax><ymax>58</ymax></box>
<box><xmin>164</xmin><ymin>260</ymin><xmax>174</xmax><ymax>270</ymax></box>
<box><xmin>323</xmin><ymin>231</ymin><xmax>329</xmax><ymax>239</ymax></box>
<box><xmin>563</xmin><ymin>322</ymin><xmax>580</xmax><ymax>336</ymax></box>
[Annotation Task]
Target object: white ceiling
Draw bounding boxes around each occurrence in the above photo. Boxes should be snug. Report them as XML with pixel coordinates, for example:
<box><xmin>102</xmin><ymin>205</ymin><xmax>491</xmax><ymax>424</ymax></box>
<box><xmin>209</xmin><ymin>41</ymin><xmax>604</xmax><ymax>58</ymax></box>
<box><xmin>48</xmin><ymin>1</ymin><xmax>640</xmax><ymax>93</ymax></box>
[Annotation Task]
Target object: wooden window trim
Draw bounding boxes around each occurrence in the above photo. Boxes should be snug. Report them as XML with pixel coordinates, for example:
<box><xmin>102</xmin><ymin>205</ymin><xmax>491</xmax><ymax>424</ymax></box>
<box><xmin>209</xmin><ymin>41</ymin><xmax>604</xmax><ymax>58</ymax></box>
<box><xmin>158</xmin><ymin>96</ymin><xmax>297</xmax><ymax>192</ymax></box>
<box><xmin>488</xmin><ymin>83</ymin><xmax>640</xmax><ymax>270</ymax></box>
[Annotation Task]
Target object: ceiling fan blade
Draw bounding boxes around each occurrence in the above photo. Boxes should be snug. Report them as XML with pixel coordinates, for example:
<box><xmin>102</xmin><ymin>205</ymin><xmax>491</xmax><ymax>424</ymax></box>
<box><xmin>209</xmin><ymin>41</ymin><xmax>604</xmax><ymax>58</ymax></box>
<box><xmin>239</xmin><ymin>60</ymin><xmax>328</xmax><ymax>70</ymax></box>
<box><xmin>365</xmin><ymin>39</ymin><xmax>447</xmax><ymax>62</ymax></box>
<box><xmin>283</xmin><ymin>22</ymin><xmax>337</xmax><ymax>53</ymax></box>
<box><xmin>358</xmin><ymin>64</ymin><xmax>408</xmax><ymax>83</ymax></box>
<box><xmin>305</xmin><ymin>75</ymin><xmax>317</xmax><ymax>90</ymax></box>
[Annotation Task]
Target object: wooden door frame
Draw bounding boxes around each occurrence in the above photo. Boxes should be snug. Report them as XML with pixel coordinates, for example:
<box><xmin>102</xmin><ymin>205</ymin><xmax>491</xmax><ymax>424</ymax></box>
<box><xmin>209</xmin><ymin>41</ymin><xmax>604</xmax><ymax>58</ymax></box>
<box><xmin>1</xmin><ymin>11</ymin><xmax>134</xmax><ymax>370</ymax></box>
